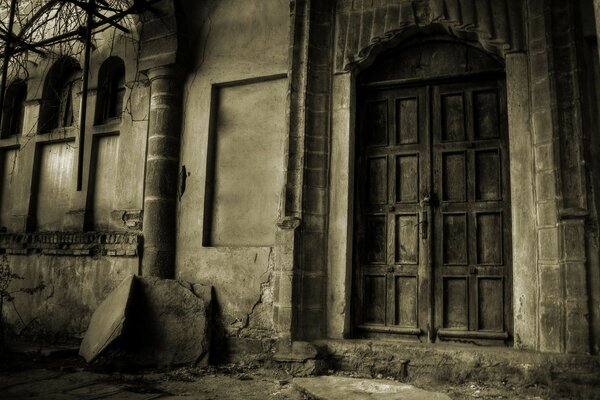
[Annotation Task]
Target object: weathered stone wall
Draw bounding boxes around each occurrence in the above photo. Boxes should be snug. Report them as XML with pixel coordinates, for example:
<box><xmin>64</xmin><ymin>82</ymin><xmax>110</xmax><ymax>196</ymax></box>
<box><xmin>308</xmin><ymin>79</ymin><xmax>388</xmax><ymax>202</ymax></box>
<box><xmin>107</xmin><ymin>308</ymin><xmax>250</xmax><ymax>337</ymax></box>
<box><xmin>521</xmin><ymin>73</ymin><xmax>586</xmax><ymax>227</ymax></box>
<box><xmin>524</xmin><ymin>0</ymin><xmax>593</xmax><ymax>353</ymax></box>
<box><xmin>0</xmin><ymin>17</ymin><xmax>148</xmax><ymax>338</ymax></box>
<box><xmin>326</xmin><ymin>0</ymin><xmax>600</xmax><ymax>355</ymax></box>
<box><xmin>4</xmin><ymin>253</ymin><xmax>138</xmax><ymax>340</ymax></box>
<box><xmin>3</xmin><ymin>0</ymin><xmax>600</xmax><ymax>358</ymax></box>
<box><xmin>175</xmin><ymin>0</ymin><xmax>289</xmax><ymax>351</ymax></box>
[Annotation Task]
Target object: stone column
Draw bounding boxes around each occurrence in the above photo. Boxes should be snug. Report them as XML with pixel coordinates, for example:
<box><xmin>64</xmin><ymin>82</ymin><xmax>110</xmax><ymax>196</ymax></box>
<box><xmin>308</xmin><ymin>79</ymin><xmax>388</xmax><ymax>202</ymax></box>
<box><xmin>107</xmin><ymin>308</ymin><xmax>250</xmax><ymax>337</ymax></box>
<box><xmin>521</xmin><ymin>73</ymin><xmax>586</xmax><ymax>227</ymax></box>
<box><xmin>142</xmin><ymin>65</ymin><xmax>182</xmax><ymax>278</ymax></box>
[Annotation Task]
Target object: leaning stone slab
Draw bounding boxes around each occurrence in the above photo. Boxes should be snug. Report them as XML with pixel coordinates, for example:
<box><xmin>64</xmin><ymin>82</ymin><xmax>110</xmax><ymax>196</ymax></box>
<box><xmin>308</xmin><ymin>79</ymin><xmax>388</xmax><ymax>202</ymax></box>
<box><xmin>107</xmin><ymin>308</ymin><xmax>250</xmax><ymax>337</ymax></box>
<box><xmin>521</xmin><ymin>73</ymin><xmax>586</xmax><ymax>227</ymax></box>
<box><xmin>79</xmin><ymin>275</ymin><xmax>135</xmax><ymax>363</ymax></box>
<box><xmin>125</xmin><ymin>276</ymin><xmax>212</xmax><ymax>367</ymax></box>
<box><xmin>294</xmin><ymin>376</ymin><xmax>452</xmax><ymax>400</ymax></box>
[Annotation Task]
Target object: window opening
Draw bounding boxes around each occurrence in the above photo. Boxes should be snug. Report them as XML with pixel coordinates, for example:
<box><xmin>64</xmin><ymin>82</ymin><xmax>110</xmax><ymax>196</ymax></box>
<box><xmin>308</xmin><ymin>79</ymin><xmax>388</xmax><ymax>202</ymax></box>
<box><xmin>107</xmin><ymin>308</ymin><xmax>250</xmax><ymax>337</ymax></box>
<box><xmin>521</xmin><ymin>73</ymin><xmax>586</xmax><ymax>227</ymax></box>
<box><xmin>0</xmin><ymin>79</ymin><xmax>26</xmax><ymax>138</ymax></box>
<box><xmin>96</xmin><ymin>58</ymin><xmax>125</xmax><ymax>124</ymax></box>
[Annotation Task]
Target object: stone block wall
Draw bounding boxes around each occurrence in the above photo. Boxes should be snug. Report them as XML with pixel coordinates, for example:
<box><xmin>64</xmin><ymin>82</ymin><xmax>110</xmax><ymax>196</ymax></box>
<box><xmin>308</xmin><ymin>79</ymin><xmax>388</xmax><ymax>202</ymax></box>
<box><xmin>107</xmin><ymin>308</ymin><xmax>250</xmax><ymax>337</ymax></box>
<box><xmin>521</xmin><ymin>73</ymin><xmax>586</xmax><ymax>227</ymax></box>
<box><xmin>526</xmin><ymin>0</ymin><xmax>592</xmax><ymax>353</ymax></box>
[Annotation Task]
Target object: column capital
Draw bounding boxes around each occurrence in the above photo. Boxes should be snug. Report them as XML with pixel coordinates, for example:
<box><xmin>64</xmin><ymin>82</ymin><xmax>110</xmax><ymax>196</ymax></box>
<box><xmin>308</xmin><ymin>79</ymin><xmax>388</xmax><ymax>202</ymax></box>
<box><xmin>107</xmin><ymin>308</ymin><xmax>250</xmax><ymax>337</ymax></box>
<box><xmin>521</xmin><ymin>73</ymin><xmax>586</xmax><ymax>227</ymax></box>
<box><xmin>146</xmin><ymin>65</ymin><xmax>181</xmax><ymax>83</ymax></box>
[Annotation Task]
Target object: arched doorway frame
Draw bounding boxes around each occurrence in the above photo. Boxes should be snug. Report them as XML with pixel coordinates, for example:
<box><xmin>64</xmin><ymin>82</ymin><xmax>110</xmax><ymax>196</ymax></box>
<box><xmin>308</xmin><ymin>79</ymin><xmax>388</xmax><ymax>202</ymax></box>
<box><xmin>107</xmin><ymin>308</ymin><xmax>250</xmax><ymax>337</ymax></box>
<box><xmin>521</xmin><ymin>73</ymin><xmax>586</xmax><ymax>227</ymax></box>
<box><xmin>326</xmin><ymin>25</ymin><xmax>536</xmax><ymax>350</ymax></box>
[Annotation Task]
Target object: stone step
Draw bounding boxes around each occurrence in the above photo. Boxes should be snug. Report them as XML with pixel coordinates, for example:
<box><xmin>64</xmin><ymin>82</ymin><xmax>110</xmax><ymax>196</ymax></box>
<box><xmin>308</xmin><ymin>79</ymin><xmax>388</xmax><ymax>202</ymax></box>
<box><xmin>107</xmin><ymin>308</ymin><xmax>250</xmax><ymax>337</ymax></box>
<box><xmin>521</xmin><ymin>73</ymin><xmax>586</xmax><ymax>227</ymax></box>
<box><xmin>313</xmin><ymin>339</ymin><xmax>600</xmax><ymax>385</ymax></box>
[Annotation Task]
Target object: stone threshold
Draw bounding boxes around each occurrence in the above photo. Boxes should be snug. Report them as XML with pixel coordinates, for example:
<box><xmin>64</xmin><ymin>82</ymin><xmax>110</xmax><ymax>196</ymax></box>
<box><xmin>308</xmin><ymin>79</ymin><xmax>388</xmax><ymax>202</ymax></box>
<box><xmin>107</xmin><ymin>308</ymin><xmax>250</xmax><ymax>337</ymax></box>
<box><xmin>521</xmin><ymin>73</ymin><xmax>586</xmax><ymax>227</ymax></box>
<box><xmin>312</xmin><ymin>339</ymin><xmax>600</xmax><ymax>385</ymax></box>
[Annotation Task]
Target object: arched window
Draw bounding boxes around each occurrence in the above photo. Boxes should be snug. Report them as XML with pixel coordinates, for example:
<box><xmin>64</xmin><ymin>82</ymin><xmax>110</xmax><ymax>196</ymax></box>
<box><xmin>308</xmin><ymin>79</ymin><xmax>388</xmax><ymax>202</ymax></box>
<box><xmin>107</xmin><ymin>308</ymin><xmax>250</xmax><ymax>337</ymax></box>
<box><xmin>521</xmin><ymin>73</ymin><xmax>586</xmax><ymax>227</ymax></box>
<box><xmin>95</xmin><ymin>57</ymin><xmax>125</xmax><ymax>124</ymax></box>
<box><xmin>1</xmin><ymin>79</ymin><xmax>27</xmax><ymax>138</ymax></box>
<box><xmin>39</xmin><ymin>57</ymin><xmax>82</xmax><ymax>133</ymax></box>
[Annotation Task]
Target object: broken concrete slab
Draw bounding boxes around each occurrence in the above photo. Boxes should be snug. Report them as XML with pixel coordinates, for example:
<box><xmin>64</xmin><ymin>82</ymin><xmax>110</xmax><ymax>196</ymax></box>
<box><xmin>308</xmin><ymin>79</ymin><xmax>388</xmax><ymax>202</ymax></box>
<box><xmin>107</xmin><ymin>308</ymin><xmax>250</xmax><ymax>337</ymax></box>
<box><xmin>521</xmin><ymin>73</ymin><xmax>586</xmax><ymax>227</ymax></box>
<box><xmin>125</xmin><ymin>276</ymin><xmax>212</xmax><ymax>367</ymax></box>
<box><xmin>293</xmin><ymin>376</ymin><xmax>452</xmax><ymax>400</ymax></box>
<box><xmin>79</xmin><ymin>275</ymin><xmax>135</xmax><ymax>362</ymax></box>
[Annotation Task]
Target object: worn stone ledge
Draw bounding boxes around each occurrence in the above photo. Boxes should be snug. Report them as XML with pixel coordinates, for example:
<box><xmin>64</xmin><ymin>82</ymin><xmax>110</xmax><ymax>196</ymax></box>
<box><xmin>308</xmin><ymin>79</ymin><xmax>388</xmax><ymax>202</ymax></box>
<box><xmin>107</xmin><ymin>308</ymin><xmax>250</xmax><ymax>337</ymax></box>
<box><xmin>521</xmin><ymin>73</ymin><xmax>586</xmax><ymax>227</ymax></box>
<box><xmin>0</xmin><ymin>232</ymin><xmax>141</xmax><ymax>257</ymax></box>
<box><xmin>314</xmin><ymin>339</ymin><xmax>600</xmax><ymax>383</ymax></box>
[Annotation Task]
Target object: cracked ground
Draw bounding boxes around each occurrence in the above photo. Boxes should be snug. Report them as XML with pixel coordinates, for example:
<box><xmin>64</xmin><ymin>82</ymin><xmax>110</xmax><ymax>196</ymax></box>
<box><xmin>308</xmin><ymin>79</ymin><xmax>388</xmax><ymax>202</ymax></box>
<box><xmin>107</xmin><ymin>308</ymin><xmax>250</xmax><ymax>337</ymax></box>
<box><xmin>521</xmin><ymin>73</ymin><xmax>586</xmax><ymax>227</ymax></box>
<box><xmin>1</xmin><ymin>350</ymin><xmax>600</xmax><ymax>399</ymax></box>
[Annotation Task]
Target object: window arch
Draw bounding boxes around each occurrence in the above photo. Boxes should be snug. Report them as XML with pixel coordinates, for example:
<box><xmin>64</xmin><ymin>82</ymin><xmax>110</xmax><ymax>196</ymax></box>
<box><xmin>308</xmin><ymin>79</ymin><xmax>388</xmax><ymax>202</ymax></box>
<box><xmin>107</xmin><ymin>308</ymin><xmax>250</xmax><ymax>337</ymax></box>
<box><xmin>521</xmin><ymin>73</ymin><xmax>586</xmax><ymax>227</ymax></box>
<box><xmin>39</xmin><ymin>57</ymin><xmax>82</xmax><ymax>133</ymax></box>
<box><xmin>95</xmin><ymin>57</ymin><xmax>125</xmax><ymax>124</ymax></box>
<box><xmin>1</xmin><ymin>79</ymin><xmax>27</xmax><ymax>138</ymax></box>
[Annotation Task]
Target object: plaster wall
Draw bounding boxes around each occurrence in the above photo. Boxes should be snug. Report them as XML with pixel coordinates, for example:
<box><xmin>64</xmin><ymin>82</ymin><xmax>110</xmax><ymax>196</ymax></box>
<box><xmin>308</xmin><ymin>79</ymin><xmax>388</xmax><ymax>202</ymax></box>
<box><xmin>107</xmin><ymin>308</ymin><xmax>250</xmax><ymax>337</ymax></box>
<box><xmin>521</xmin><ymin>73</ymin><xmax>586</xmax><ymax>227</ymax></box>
<box><xmin>176</xmin><ymin>0</ymin><xmax>289</xmax><ymax>339</ymax></box>
<box><xmin>4</xmin><ymin>254</ymin><xmax>137</xmax><ymax>340</ymax></box>
<box><xmin>0</xmin><ymin>149</ymin><xmax>19</xmax><ymax>229</ymax></box>
<box><xmin>0</xmin><ymin>27</ymin><xmax>148</xmax><ymax>337</ymax></box>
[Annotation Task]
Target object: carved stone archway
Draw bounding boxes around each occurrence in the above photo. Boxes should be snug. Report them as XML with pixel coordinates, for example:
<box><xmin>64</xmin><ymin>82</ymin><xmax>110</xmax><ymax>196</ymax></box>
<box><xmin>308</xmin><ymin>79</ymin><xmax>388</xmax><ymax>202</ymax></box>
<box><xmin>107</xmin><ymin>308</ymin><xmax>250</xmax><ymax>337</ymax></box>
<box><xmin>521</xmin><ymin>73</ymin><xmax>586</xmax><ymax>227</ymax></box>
<box><xmin>326</xmin><ymin>0</ymin><xmax>537</xmax><ymax>349</ymax></box>
<box><xmin>334</xmin><ymin>0</ymin><xmax>524</xmax><ymax>72</ymax></box>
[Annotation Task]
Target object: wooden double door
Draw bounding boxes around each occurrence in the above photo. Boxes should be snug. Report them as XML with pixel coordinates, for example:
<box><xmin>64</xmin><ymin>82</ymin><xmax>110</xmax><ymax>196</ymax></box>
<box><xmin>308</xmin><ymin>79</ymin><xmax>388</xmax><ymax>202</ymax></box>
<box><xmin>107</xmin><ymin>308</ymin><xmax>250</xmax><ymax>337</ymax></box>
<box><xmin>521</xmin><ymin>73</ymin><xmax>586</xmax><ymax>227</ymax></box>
<box><xmin>355</xmin><ymin>78</ymin><xmax>512</xmax><ymax>344</ymax></box>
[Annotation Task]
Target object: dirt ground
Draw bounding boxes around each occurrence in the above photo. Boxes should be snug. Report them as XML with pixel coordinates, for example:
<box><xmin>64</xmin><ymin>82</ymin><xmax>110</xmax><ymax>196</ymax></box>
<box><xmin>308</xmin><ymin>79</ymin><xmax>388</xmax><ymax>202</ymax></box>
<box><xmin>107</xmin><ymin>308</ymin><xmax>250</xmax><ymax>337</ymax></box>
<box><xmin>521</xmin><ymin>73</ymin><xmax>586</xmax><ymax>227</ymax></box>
<box><xmin>1</xmin><ymin>350</ymin><xmax>600</xmax><ymax>400</ymax></box>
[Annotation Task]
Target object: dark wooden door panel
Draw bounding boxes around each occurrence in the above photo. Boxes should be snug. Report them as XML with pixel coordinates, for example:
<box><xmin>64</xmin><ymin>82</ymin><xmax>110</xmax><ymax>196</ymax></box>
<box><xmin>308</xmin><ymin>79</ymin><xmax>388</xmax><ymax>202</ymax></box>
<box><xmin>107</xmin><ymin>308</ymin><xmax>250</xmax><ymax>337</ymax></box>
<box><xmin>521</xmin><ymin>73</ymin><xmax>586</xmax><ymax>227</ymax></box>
<box><xmin>433</xmin><ymin>81</ymin><xmax>511</xmax><ymax>341</ymax></box>
<box><xmin>356</xmin><ymin>77</ymin><xmax>511</xmax><ymax>344</ymax></box>
<box><xmin>357</xmin><ymin>86</ymin><xmax>429</xmax><ymax>337</ymax></box>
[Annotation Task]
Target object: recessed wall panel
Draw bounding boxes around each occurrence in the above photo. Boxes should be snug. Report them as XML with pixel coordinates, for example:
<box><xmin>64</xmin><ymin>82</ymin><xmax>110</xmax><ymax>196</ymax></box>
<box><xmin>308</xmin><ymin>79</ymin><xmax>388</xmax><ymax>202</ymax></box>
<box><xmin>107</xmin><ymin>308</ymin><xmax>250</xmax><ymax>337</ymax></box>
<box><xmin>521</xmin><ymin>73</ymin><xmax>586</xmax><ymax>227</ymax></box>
<box><xmin>92</xmin><ymin>135</ymin><xmax>119</xmax><ymax>230</ymax></box>
<box><xmin>443</xmin><ymin>213</ymin><xmax>468</xmax><ymax>265</ymax></box>
<box><xmin>395</xmin><ymin>214</ymin><xmax>418</xmax><ymax>264</ymax></box>
<box><xmin>36</xmin><ymin>143</ymin><xmax>74</xmax><ymax>231</ymax></box>
<box><xmin>476</xmin><ymin>212</ymin><xmax>503</xmax><ymax>265</ymax></box>
<box><xmin>478</xmin><ymin>278</ymin><xmax>504</xmax><ymax>331</ymax></box>
<box><xmin>365</xmin><ymin>100</ymin><xmax>388</xmax><ymax>146</ymax></box>
<box><xmin>0</xmin><ymin>149</ymin><xmax>18</xmax><ymax>230</ymax></box>
<box><xmin>208</xmin><ymin>78</ymin><xmax>286</xmax><ymax>246</ymax></box>
<box><xmin>395</xmin><ymin>276</ymin><xmax>418</xmax><ymax>327</ymax></box>
<box><xmin>368</xmin><ymin>156</ymin><xmax>387</xmax><ymax>205</ymax></box>
<box><xmin>366</xmin><ymin>215</ymin><xmax>386</xmax><ymax>263</ymax></box>
<box><xmin>396</xmin><ymin>97</ymin><xmax>418</xmax><ymax>144</ymax></box>
<box><xmin>442</xmin><ymin>152</ymin><xmax>466</xmax><ymax>202</ymax></box>
<box><xmin>443</xmin><ymin>277</ymin><xmax>468</xmax><ymax>329</ymax></box>
<box><xmin>396</xmin><ymin>155</ymin><xmax>419</xmax><ymax>203</ymax></box>
<box><xmin>441</xmin><ymin>94</ymin><xmax>465</xmax><ymax>141</ymax></box>
<box><xmin>474</xmin><ymin>90</ymin><xmax>499</xmax><ymax>139</ymax></box>
<box><xmin>475</xmin><ymin>150</ymin><xmax>501</xmax><ymax>201</ymax></box>
<box><xmin>365</xmin><ymin>275</ymin><xmax>386</xmax><ymax>324</ymax></box>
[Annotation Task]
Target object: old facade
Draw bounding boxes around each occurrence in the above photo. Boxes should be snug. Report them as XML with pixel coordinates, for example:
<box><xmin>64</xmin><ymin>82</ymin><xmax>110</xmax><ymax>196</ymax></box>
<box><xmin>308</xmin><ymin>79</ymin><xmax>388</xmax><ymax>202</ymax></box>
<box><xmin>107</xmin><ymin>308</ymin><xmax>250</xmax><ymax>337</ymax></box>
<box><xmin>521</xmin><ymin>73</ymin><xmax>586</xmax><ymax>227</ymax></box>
<box><xmin>3</xmin><ymin>0</ymin><xmax>600</xmax><ymax>359</ymax></box>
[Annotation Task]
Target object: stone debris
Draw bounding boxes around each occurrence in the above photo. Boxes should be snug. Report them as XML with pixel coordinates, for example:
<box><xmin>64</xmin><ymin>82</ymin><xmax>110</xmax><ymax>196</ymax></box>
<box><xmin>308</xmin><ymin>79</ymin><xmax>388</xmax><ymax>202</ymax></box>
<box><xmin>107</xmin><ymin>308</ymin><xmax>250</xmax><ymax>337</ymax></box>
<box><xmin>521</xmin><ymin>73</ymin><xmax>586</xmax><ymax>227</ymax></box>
<box><xmin>79</xmin><ymin>275</ymin><xmax>135</xmax><ymax>362</ymax></box>
<box><xmin>125</xmin><ymin>276</ymin><xmax>212</xmax><ymax>367</ymax></box>
<box><xmin>79</xmin><ymin>275</ymin><xmax>212</xmax><ymax>367</ymax></box>
<box><xmin>293</xmin><ymin>376</ymin><xmax>452</xmax><ymax>400</ymax></box>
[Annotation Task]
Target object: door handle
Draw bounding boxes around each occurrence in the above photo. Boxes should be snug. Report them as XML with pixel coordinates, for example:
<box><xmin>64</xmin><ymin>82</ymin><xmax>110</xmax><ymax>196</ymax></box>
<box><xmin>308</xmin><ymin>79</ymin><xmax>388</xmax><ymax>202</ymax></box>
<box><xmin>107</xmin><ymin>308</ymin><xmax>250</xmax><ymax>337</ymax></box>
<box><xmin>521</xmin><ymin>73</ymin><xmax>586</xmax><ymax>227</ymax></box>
<box><xmin>421</xmin><ymin>193</ymin><xmax>432</xmax><ymax>240</ymax></box>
